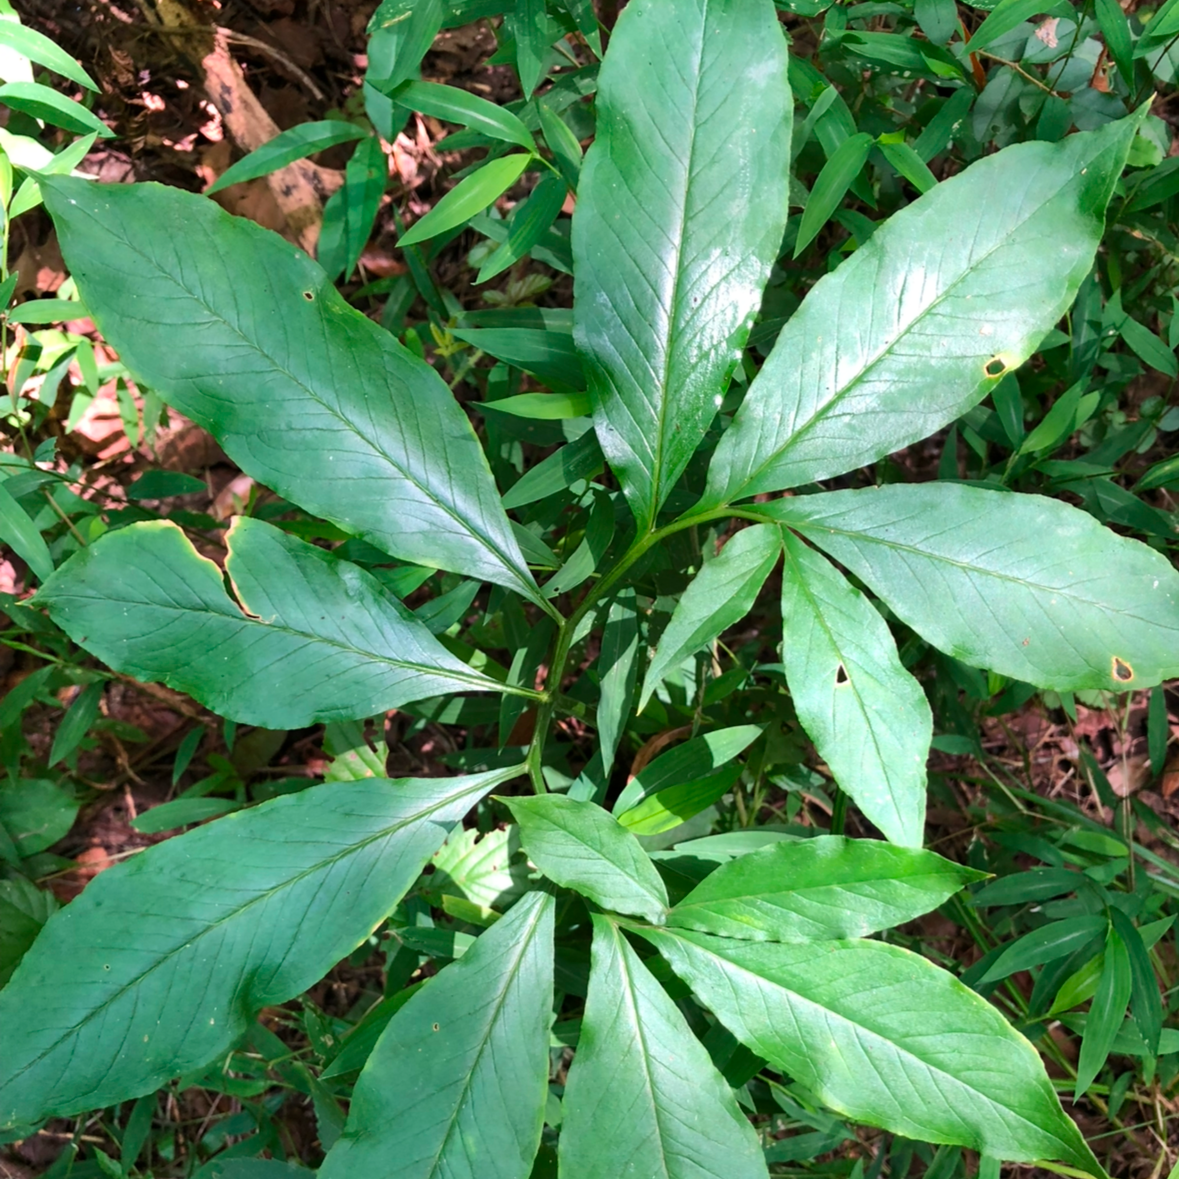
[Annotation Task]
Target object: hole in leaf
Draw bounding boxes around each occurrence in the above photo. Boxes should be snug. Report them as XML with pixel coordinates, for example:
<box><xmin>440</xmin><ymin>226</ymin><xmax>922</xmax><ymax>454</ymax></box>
<box><xmin>984</xmin><ymin>357</ymin><xmax>1006</xmax><ymax>378</ymax></box>
<box><xmin>432</xmin><ymin>1022</ymin><xmax>440</xmax><ymax>1032</ymax></box>
<box><xmin>835</xmin><ymin>663</ymin><xmax>849</xmax><ymax>686</ymax></box>
<box><xmin>1112</xmin><ymin>657</ymin><xmax>1133</xmax><ymax>682</ymax></box>
<box><xmin>302</xmin><ymin>290</ymin><xmax>315</xmax><ymax>301</ymax></box>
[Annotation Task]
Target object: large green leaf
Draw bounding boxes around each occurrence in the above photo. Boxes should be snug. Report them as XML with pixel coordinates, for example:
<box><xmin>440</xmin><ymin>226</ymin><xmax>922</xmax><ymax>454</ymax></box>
<box><xmin>559</xmin><ymin>916</ymin><xmax>768</xmax><ymax>1179</ymax></box>
<box><xmin>0</xmin><ymin>769</ymin><xmax>520</xmax><ymax>1128</ymax></box>
<box><xmin>667</xmin><ymin>836</ymin><xmax>983</xmax><ymax>942</ymax></box>
<box><xmin>504</xmin><ymin>794</ymin><xmax>668</xmax><ymax>923</ymax></box>
<box><xmin>639</xmin><ymin>927</ymin><xmax>1100</xmax><ymax>1174</ymax></box>
<box><xmin>572</xmin><ymin>0</ymin><xmax>791</xmax><ymax>530</ymax></box>
<box><xmin>640</xmin><ymin>524</ymin><xmax>780</xmax><ymax>710</ymax></box>
<box><xmin>703</xmin><ymin>114</ymin><xmax>1141</xmax><ymax>506</ymax></box>
<box><xmin>779</xmin><ymin>531</ymin><xmax>931</xmax><ymax>847</ymax></box>
<box><xmin>319</xmin><ymin>891</ymin><xmax>553</xmax><ymax>1179</ymax></box>
<box><xmin>768</xmin><ymin>484</ymin><xmax>1179</xmax><ymax>691</ymax></box>
<box><xmin>39</xmin><ymin>176</ymin><xmax>542</xmax><ymax>603</ymax></box>
<box><xmin>36</xmin><ymin>518</ymin><xmax>507</xmax><ymax>729</ymax></box>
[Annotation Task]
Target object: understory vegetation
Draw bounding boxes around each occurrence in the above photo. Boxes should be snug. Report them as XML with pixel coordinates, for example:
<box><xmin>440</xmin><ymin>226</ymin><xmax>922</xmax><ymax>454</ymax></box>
<box><xmin>3</xmin><ymin>0</ymin><xmax>1179</xmax><ymax>1176</ymax></box>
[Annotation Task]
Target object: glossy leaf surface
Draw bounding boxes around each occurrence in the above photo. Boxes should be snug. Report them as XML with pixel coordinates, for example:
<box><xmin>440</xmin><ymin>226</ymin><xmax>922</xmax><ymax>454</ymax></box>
<box><xmin>559</xmin><ymin>916</ymin><xmax>768</xmax><ymax>1179</ymax></box>
<box><xmin>572</xmin><ymin>0</ymin><xmax>791</xmax><ymax>529</ymax></box>
<box><xmin>505</xmin><ymin>794</ymin><xmax>668</xmax><ymax>924</ymax></box>
<box><xmin>0</xmin><ymin>81</ymin><xmax>112</xmax><ymax>137</ymax></box>
<box><xmin>319</xmin><ymin>891</ymin><xmax>553</xmax><ymax>1179</ymax></box>
<box><xmin>668</xmin><ymin>836</ymin><xmax>982</xmax><ymax>942</ymax></box>
<box><xmin>770</xmin><ymin>484</ymin><xmax>1179</xmax><ymax>691</ymax></box>
<box><xmin>40</xmin><ymin>176</ymin><xmax>541</xmax><ymax>602</ymax></box>
<box><xmin>400</xmin><ymin>154</ymin><xmax>531</xmax><ymax>247</ymax></box>
<box><xmin>0</xmin><ymin>769</ymin><xmax>518</xmax><ymax>1127</ymax></box>
<box><xmin>391</xmin><ymin>79</ymin><xmax>536</xmax><ymax>151</ymax></box>
<box><xmin>640</xmin><ymin>524</ymin><xmax>780</xmax><ymax>710</ymax></box>
<box><xmin>206</xmin><ymin>121</ymin><xmax>369</xmax><ymax>194</ymax></box>
<box><xmin>0</xmin><ymin>22</ymin><xmax>97</xmax><ymax>89</ymax></box>
<box><xmin>640</xmin><ymin>927</ymin><xmax>1100</xmax><ymax>1173</ymax></box>
<box><xmin>36</xmin><ymin>519</ymin><xmax>501</xmax><ymax>729</ymax></box>
<box><xmin>779</xmin><ymin>531</ymin><xmax>931</xmax><ymax>846</ymax></box>
<box><xmin>704</xmin><ymin>115</ymin><xmax>1140</xmax><ymax>505</ymax></box>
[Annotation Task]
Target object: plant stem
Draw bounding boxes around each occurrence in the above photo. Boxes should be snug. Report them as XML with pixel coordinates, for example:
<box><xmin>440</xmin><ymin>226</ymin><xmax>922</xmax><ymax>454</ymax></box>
<box><xmin>522</xmin><ymin>503</ymin><xmax>742</xmax><ymax>794</ymax></box>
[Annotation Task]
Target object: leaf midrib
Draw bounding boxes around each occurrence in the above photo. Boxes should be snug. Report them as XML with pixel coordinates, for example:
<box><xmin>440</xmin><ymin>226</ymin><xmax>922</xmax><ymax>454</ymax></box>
<box><xmin>645</xmin><ymin>0</ymin><xmax>709</xmax><ymax>529</ymax></box>
<box><xmin>534</xmin><ymin>814</ymin><xmax>666</xmax><ymax>917</ymax></box>
<box><xmin>735</xmin><ymin>152</ymin><xmax>1099</xmax><ymax>497</ymax></box>
<box><xmin>790</xmin><ymin>508</ymin><xmax>1179</xmax><ymax>626</ymax></box>
<box><xmin>424</xmin><ymin>896</ymin><xmax>548</xmax><ymax>1179</ymax></box>
<box><xmin>66</xmin><ymin>194</ymin><xmax>528</xmax><ymax>593</ymax></box>
<box><xmin>680</xmin><ymin>933</ymin><xmax>1078</xmax><ymax>1156</ymax></box>
<box><xmin>4</xmin><ymin>782</ymin><xmax>485</xmax><ymax>1091</ymax></box>
<box><xmin>616</xmin><ymin>927</ymin><xmax>675</xmax><ymax>1179</ymax></box>
<box><xmin>53</xmin><ymin>584</ymin><xmax>495</xmax><ymax>693</ymax></box>
<box><xmin>672</xmin><ymin>871</ymin><xmax>954</xmax><ymax>922</ymax></box>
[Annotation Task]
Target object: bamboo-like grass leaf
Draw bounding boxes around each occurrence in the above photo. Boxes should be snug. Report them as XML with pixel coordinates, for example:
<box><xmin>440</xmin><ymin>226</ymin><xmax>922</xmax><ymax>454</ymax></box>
<box><xmin>640</xmin><ymin>524</ymin><xmax>780</xmax><ymax>710</ymax></box>
<box><xmin>559</xmin><ymin>916</ymin><xmax>768</xmax><ymax>1179</ymax></box>
<box><xmin>400</xmin><ymin>154</ymin><xmax>532</xmax><ymax>247</ymax></box>
<box><xmin>36</xmin><ymin>518</ymin><xmax>505</xmax><ymax>729</ymax></box>
<box><xmin>668</xmin><ymin>836</ymin><xmax>984</xmax><ymax>942</ymax></box>
<box><xmin>779</xmin><ymin>530</ymin><xmax>932</xmax><ymax>847</ymax></box>
<box><xmin>206</xmin><ymin>120</ymin><xmax>369</xmax><ymax>194</ymax></box>
<box><xmin>980</xmin><ymin>917</ymin><xmax>1108</xmax><ymax>985</ymax></box>
<box><xmin>0</xmin><ymin>769</ymin><xmax>520</xmax><ymax>1128</ymax></box>
<box><xmin>768</xmin><ymin>484</ymin><xmax>1179</xmax><ymax>691</ymax></box>
<box><xmin>703</xmin><ymin>113</ymin><xmax>1143</xmax><ymax>506</ymax></box>
<box><xmin>389</xmin><ymin>80</ymin><xmax>536</xmax><ymax>151</ymax></box>
<box><xmin>319</xmin><ymin>891</ymin><xmax>554</xmax><ymax>1179</ymax></box>
<box><xmin>0</xmin><ymin>480</ymin><xmax>53</xmax><ymax>583</ymax></box>
<box><xmin>0</xmin><ymin>81</ymin><xmax>113</xmax><ymax>137</ymax></box>
<box><xmin>39</xmin><ymin>175</ymin><xmax>542</xmax><ymax>604</ymax></box>
<box><xmin>0</xmin><ymin>22</ymin><xmax>97</xmax><ymax>90</ymax></box>
<box><xmin>639</xmin><ymin>927</ymin><xmax>1103</xmax><ymax>1175</ymax></box>
<box><xmin>1074</xmin><ymin>923</ymin><xmax>1132</xmax><ymax>1099</ymax></box>
<box><xmin>573</xmin><ymin>0</ymin><xmax>791</xmax><ymax>529</ymax></box>
<box><xmin>318</xmin><ymin>135</ymin><xmax>388</xmax><ymax>280</ymax></box>
<box><xmin>505</xmin><ymin>794</ymin><xmax>668</xmax><ymax>923</ymax></box>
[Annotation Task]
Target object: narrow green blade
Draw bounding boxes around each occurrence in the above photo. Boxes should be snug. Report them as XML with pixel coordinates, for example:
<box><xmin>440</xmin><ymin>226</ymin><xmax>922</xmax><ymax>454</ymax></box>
<box><xmin>505</xmin><ymin>794</ymin><xmax>668</xmax><ymax>923</ymax></box>
<box><xmin>780</xmin><ymin>530</ymin><xmax>931</xmax><ymax>846</ymax></box>
<box><xmin>668</xmin><ymin>836</ymin><xmax>983</xmax><ymax>941</ymax></box>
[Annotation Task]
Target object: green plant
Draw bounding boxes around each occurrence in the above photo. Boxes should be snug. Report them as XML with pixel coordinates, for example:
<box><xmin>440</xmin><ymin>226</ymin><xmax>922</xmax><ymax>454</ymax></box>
<box><xmin>2</xmin><ymin>0</ymin><xmax>1178</xmax><ymax>1175</ymax></box>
